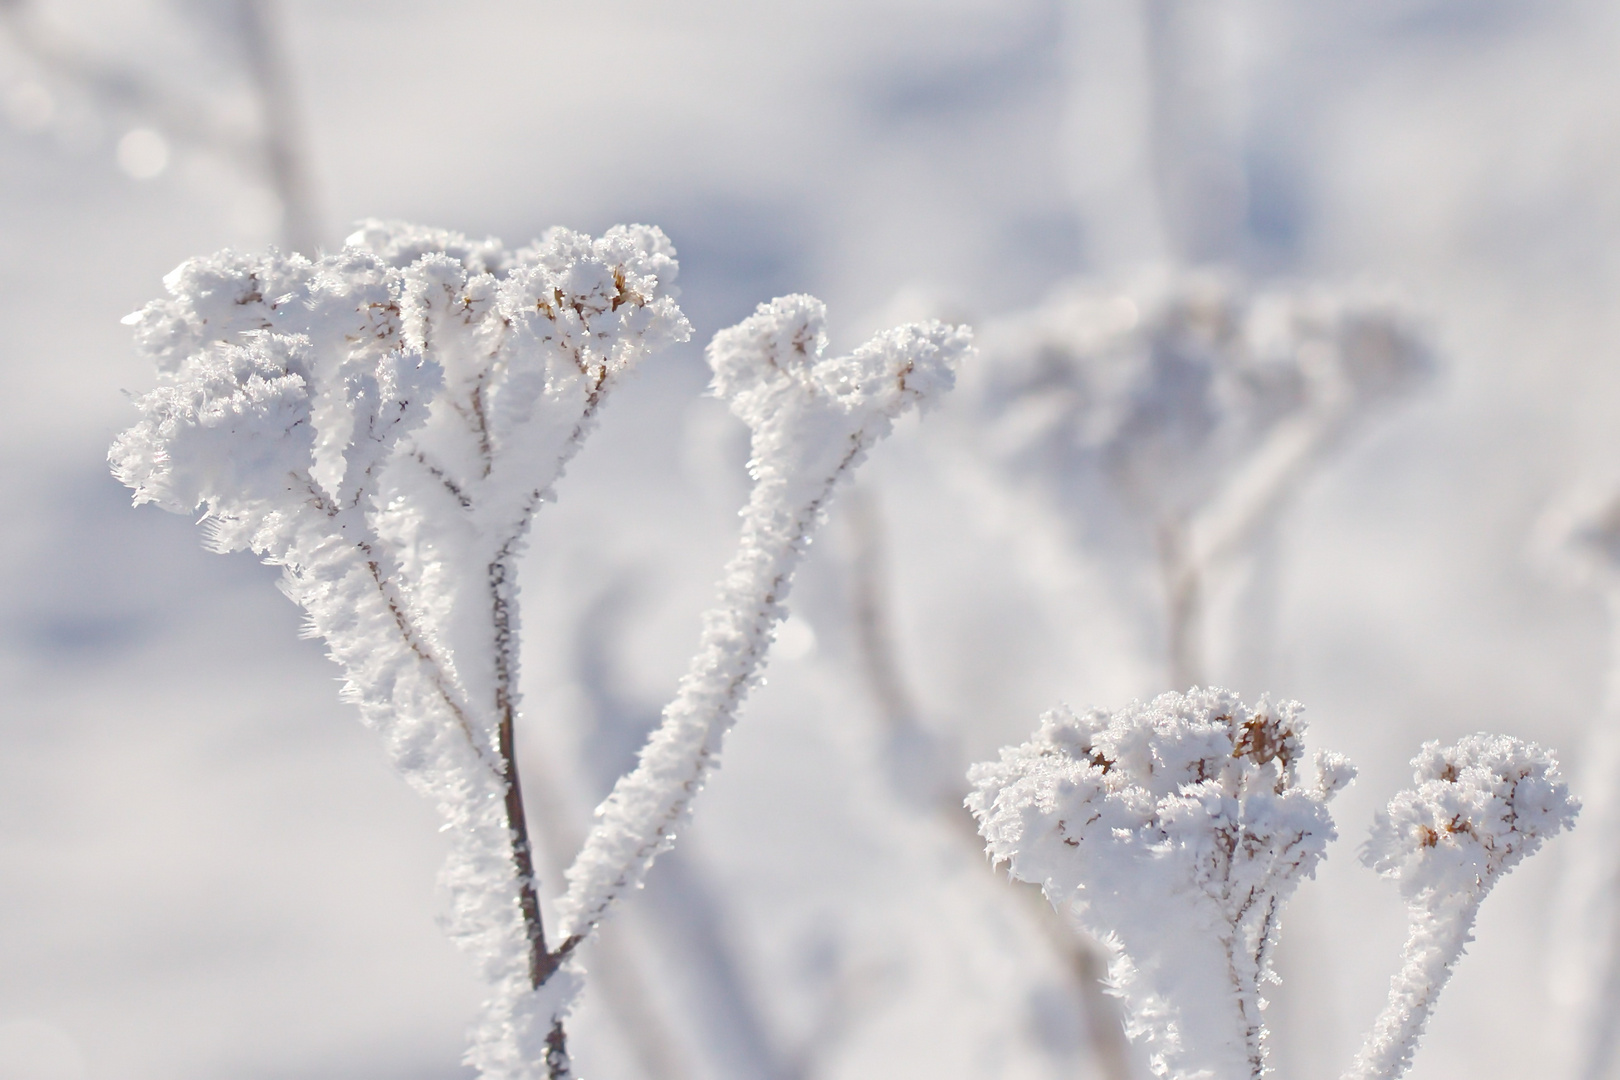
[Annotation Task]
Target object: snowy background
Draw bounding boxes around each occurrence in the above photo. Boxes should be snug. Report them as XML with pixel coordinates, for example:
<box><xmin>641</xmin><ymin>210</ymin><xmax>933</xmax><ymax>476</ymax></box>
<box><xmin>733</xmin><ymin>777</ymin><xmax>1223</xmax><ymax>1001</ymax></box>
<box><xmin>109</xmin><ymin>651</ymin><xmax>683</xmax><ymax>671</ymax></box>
<box><xmin>3</xmin><ymin>1</ymin><xmax>1620</xmax><ymax>1078</ymax></box>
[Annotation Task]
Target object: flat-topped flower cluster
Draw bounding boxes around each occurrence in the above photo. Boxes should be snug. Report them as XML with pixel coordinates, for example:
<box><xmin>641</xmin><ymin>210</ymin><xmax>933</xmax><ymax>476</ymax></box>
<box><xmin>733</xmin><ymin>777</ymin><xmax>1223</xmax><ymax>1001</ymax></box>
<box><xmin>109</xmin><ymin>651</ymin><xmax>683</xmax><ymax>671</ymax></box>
<box><xmin>969</xmin><ymin>689</ymin><xmax>1577</xmax><ymax>1080</ymax></box>
<box><xmin>970</xmin><ymin>688</ymin><xmax>1353</xmax><ymax>1080</ymax></box>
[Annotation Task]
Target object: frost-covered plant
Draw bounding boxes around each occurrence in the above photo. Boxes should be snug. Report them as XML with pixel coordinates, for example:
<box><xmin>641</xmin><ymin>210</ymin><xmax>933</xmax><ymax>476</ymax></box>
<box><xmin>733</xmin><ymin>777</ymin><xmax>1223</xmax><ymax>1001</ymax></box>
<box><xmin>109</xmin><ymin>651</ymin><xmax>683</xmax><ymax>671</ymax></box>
<box><xmin>969</xmin><ymin>694</ymin><xmax>1576</xmax><ymax>1080</ymax></box>
<box><xmin>1351</xmin><ymin>735</ymin><xmax>1577</xmax><ymax>1080</ymax></box>
<box><xmin>110</xmin><ymin>219</ymin><xmax>689</xmax><ymax>1076</ymax></box>
<box><xmin>967</xmin><ymin>688</ymin><xmax>1354</xmax><ymax>1079</ymax></box>
<box><xmin>958</xmin><ymin>273</ymin><xmax>1431</xmax><ymax>686</ymax></box>
<box><xmin>110</xmin><ymin>238</ymin><xmax>966</xmax><ymax>1079</ymax></box>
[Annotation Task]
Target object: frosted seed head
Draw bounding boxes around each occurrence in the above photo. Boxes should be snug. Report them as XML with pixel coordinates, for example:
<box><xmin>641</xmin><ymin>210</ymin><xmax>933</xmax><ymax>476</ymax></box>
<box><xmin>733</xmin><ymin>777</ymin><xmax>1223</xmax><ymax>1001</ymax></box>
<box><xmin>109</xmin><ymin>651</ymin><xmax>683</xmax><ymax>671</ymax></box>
<box><xmin>1364</xmin><ymin>733</ymin><xmax>1578</xmax><ymax>899</ymax></box>
<box><xmin>966</xmin><ymin>273</ymin><xmax>1434</xmax><ymax>527</ymax></box>
<box><xmin>837</xmin><ymin>320</ymin><xmax>969</xmax><ymax>417</ymax></box>
<box><xmin>131</xmin><ymin>249</ymin><xmax>309</xmax><ymax>372</ymax></box>
<box><xmin>708</xmin><ymin>294</ymin><xmax>970</xmax><ymax>434</ymax></box>
<box><xmin>113</xmin><ymin>220</ymin><xmax>689</xmax><ymax>552</ymax></box>
<box><xmin>110</xmin><ymin>332</ymin><xmax>316</xmax><ymax>526</ymax></box>
<box><xmin>592</xmin><ymin>223</ymin><xmax>681</xmax><ymax>301</ymax></box>
<box><xmin>345</xmin><ymin>218</ymin><xmax>513</xmax><ymax>276</ymax></box>
<box><xmin>969</xmin><ymin>689</ymin><xmax>1353</xmax><ymax>1080</ymax></box>
<box><xmin>707</xmin><ymin>294</ymin><xmax>829</xmax><ymax>420</ymax></box>
<box><xmin>967</xmin><ymin>688</ymin><xmax>1351</xmax><ymax>908</ymax></box>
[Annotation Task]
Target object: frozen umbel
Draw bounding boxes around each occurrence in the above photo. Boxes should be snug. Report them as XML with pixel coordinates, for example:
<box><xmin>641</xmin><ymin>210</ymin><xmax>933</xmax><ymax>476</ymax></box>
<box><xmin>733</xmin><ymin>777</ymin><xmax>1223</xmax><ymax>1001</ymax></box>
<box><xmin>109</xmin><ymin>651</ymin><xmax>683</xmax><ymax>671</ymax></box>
<box><xmin>109</xmin><ymin>220</ymin><xmax>970</xmax><ymax>1079</ymax></box>
<box><xmin>968</xmin><ymin>687</ymin><xmax>1577</xmax><ymax>1080</ymax></box>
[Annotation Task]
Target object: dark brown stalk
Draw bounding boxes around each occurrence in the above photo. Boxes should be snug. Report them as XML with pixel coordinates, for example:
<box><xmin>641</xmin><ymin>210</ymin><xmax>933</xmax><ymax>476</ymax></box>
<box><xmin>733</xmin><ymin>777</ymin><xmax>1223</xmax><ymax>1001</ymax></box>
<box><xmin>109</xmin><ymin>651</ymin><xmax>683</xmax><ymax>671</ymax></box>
<box><xmin>489</xmin><ymin>555</ymin><xmax>555</xmax><ymax>987</ymax></box>
<box><xmin>491</xmin><ymin>551</ymin><xmax>582</xmax><ymax>1080</ymax></box>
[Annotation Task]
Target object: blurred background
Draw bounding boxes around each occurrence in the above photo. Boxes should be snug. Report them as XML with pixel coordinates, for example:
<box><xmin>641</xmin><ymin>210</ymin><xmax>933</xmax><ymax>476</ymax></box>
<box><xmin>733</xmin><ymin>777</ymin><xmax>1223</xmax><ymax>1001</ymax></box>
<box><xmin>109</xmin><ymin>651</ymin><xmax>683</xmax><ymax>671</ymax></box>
<box><xmin>4</xmin><ymin>1</ymin><xmax>1620</xmax><ymax>1077</ymax></box>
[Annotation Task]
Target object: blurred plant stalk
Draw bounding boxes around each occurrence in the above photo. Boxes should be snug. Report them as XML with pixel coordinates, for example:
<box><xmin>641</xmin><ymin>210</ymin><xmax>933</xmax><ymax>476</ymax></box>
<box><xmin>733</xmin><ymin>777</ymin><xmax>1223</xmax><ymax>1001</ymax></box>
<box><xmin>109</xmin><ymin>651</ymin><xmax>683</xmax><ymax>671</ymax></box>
<box><xmin>0</xmin><ymin>0</ymin><xmax>323</xmax><ymax>252</ymax></box>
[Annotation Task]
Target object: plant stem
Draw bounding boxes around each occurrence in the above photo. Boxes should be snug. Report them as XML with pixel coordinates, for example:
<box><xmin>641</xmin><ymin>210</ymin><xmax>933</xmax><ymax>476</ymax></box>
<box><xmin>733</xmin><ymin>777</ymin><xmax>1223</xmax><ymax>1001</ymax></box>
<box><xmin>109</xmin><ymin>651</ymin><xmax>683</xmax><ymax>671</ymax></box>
<box><xmin>1160</xmin><ymin>515</ymin><xmax>1204</xmax><ymax>689</ymax></box>
<box><xmin>236</xmin><ymin>0</ymin><xmax>323</xmax><ymax>254</ymax></box>
<box><xmin>1346</xmin><ymin>893</ymin><xmax>1481</xmax><ymax>1080</ymax></box>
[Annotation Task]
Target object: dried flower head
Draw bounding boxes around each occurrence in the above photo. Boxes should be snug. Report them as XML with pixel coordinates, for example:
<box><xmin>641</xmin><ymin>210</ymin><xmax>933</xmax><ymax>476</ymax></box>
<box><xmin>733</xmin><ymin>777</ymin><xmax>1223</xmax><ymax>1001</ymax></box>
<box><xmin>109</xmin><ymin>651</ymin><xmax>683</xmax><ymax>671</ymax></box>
<box><xmin>965</xmin><ymin>273</ymin><xmax>1432</xmax><ymax>528</ymax></box>
<box><xmin>1365</xmin><ymin>733</ymin><xmax>1578</xmax><ymax>899</ymax></box>
<box><xmin>968</xmin><ymin>687</ymin><xmax>1352</xmax><ymax>1080</ymax></box>
<box><xmin>1349</xmin><ymin>735</ymin><xmax>1577</xmax><ymax>1080</ymax></box>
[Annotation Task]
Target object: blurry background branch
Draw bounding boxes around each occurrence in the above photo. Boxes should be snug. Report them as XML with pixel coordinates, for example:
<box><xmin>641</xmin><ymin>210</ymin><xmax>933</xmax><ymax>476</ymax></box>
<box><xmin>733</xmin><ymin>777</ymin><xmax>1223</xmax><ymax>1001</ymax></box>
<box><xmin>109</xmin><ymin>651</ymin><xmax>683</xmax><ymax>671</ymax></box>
<box><xmin>843</xmin><ymin>485</ymin><xmax>1138</xmax><ymax>1080</ymax></box>
<box><xmin>0</xmin><ymin>0</ymin><xmax>322</xmax><ymax>252</ymax></box>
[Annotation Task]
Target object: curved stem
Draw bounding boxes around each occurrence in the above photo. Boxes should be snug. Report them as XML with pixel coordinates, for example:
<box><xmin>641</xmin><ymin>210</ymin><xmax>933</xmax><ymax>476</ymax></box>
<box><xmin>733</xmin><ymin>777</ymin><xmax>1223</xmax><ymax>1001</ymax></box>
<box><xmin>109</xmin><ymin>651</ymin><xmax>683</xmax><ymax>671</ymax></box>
<box><xmin>555</xmin><ymin>431</ymin><xmax>866</xmax><ymax>944</ymax></box>
<box><xmin>1345</xmin><ymin>893</ymin><xmax>1481</xmax><ymax>1080</ymax></box>
<box><xmin>236</xmin><ymin>0</ymin><xmax>323</xmax><ymax>254</ymax></box>
<box><xmin>846</xmin><ymin>487</ymin><xmax>1137</xmax><ymax>1080</ymax></box>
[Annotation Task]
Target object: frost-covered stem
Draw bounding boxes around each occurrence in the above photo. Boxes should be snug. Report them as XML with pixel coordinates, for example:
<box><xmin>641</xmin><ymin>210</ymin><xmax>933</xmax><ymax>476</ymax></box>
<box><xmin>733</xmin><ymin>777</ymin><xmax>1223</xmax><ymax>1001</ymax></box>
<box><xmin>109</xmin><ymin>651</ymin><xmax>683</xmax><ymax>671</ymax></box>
<box><xmin>1159</xmin><ymin>515</ymin><xmax>1204</xmax><ymax>689</ymax></box>
<box><xmin>235</xmin><ymin>0</ymin><xmax>322</xmax><ymax>253</ymax></box>
<box><xmin>495</xmin><ymin>668</ymin><xmax>546</xmax><ymax>986</ymax></box>
<box><xmin>1194</xmin><ymin>413</ymin><xmax>1337</xmax><ymax>576</ymax></box>
<box><xmin>492</xmin><ymin>538</ymin><xmax>579</xmax><ymax>1078</ymax></box>
<box><xmin>1140</xmin><ymin>0</ymin><xmax>1245</xmax><ymax>263</ymax></box>
<box><xmin>1345</xmin><ymin>892</ymin><xmax>1481</xmax><ymax>1080</ymax></box>
<box><xmin>570</xmin><ymin>585</ymin><xmax>785</xmax><ymax>1080</ymax></box>
<box><xmin>488</xmin><ymin>542</ymin><xmax>549</xmax><ymax>992</ymax></box>
<box><xmin>542</xmin><ymin>442</ymin><xmax>859</xmax><ymax>1041</ymax></box>
<box><xmin>543</xmin><ymin>1024</ymin><xmax>569</xmax><ymax>1080</ymax></box>
<box><xmin>552</xmin><ymin>297</ymin><xmax>966</xmax><ymax>1051</ymax></box>
<box><xmin>561</xmin><ymin>441</ymin><xmax>858</xmax><ymax>943</ymax></box>
<box><xmin>521</xmin><ymin>677</ymin><xmax>698</xmax><ymax>1080</ymax></box>
<box><xmin>1066</xmin><ymin>921</ymin><xmax>1137</xmax><ymax>1080</ymax></box>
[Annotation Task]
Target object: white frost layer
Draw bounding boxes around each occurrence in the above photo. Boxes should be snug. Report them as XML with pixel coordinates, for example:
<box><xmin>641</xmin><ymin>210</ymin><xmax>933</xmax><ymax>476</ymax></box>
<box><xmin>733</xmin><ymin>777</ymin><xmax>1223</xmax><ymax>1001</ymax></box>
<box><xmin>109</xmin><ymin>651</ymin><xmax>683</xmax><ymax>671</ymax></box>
<box><xmin>1348</xmin><ymin>734</ymin><xmax>1578</xmax><ymax>1080</ymax></box>
<box><xmin>109</xmin><ymin>220</ymin><xmax>690</xmax><ymax>1079</ymax></box>
<box><xmin>968</xmin><ymin>687</ymin><xmax>1354</xmax><ymax>1080</ymax></box>
<box><xmin>554</xmin><ymin>295</ymin><xmax>970</xmax><ymax>951</ymax></box>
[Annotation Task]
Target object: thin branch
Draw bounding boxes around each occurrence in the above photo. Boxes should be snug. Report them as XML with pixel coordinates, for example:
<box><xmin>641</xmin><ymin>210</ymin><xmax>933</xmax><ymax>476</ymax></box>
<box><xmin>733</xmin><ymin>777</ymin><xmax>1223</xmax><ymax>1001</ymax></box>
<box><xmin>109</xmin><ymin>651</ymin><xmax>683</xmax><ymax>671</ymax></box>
<box><xmin>557</xmin><ymin>450</ymin><xmax>858</xmax><ymax>947</ymax></box>
<box><xmin>843</xmin><ymin>486</ymin><xmax>1137</xmax><ymax>1080</ymax></box>
<box><xmin>234</xmin><ymin>0</ymin><xmax>323</xmax><ymax>252</ymax></box>
<box><xmin>0</xmin><ymin>0</ymin><xmax>255</xmax><ymax>159</ymax></box>
<box><xmin>1159</xmin><ymin>515</ymin><xmax>1204</xmax><ymax>689</ymax></box>
<box><xmin>846</xmin><ymin>486</ymin><xmax>922</xmax><ymax>733</ymax></box>
<box><xmin>0</xmin><ymin>0</ymin><xmax>324</xmax><ymax>251</ymax></box>
<box><xmin>546</xmin><ymin>299</ymin><xmax>967</xmax><ymax>1067</ymax></box>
